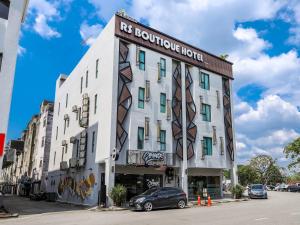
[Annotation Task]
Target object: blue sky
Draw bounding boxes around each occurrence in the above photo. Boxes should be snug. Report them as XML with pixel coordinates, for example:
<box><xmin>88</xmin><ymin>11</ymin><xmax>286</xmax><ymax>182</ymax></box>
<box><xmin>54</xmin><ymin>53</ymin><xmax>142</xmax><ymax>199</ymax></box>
<box><xmin>8</xmin><ymin>0</ymin><xmax>300</xmax><ymax>166</ymax></box>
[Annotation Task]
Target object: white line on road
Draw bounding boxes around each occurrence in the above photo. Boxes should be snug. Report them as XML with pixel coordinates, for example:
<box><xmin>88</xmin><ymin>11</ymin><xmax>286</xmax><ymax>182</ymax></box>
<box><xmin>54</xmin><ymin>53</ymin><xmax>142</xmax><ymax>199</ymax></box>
<box><xmin>255</xmin><ymin>217</ymin><xmax>269</xmax><ymax>221</ymax></box>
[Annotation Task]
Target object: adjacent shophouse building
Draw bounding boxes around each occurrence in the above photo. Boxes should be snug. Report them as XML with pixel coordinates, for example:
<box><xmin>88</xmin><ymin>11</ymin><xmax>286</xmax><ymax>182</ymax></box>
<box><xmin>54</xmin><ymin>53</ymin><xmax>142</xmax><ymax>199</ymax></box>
<box><xmin>0</xmin><ymin>0</ymin><xmax>29</xmax><ymax>180</ymax></box>
<box><xmin>1</xmin><ymin>100</ymin><xmax>53</xmax><ymax>194</ymax></box>
<box><xmin>48</xmin><ymin>13</ymin><xmax>237</xmax><ymax>206</ymax></box>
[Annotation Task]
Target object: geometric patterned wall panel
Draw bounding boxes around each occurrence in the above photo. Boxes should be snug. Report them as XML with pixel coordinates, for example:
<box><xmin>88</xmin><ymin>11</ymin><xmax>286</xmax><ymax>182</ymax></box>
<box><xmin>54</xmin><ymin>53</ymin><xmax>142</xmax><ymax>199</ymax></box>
<box><xmin>185</xmin><ymin>66</ymin><xmax>197</xmax><ymax>160</ymax></box>
<box><xmin>222</xmin><ymin>78</ymin><xmax>234</xmax><ymax>161</ymax></box>
<box><xmin>116</xmin><ymin>41</ymin><xmax>133</xmax><ymax>154</ymax></box>
<box><xmin>172</xmin><ymin>62</ymin><xmax>184</xmax><ymax>159</ymax></box>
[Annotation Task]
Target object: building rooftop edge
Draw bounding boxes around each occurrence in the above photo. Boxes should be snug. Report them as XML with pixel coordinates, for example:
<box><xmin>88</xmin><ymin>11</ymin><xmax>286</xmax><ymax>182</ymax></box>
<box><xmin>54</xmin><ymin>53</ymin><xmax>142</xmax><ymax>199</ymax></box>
<box><xmin>115</xmin><ymin>13</ymin><xmax>233</xmax><ymax>66</ymax></box>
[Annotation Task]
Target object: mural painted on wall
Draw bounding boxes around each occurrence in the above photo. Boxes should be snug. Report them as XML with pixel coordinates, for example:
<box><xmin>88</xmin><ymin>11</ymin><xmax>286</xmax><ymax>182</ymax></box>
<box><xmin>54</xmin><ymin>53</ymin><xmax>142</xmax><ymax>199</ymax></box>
<box><xmin>57</xmin><ymin>173</ymin><xmax>96</xmax><ymax>200</ymax></box>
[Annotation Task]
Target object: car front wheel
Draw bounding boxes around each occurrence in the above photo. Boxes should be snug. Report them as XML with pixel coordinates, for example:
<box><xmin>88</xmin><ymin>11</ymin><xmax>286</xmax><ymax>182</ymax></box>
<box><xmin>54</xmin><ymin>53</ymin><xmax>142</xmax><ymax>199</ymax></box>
<box><xmin>144</xmin><ymin>202</ymin><xmax>153</xmax><ymax>212</ymax></box>
<box><xmin>177</xmin><ymin>200</ymin><xmax>186</xmax><ymax>209</ymax></box>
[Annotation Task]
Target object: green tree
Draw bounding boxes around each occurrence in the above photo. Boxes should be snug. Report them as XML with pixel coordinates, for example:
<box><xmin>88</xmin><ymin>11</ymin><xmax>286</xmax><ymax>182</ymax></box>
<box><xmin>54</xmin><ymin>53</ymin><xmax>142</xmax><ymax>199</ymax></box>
<box><xmin>237</xmin><ymin>165</ymin><xmax>259</xmax><ymax>186</ymax></box>
<box><xmin>266</xmin><ymin>164</ymin><xmax>285</xmax><ymax>185</ymax></box>
<box><xmin>287</xmin><ymin>173</ymin><xmax>300</xmax><ymax>183</ymax></box>
<box><xmin>220</xmin><ymin>54</ymin><xmax>229</xmax><ymax>60</ymax></box>
<box><xmin>284</xmin><ymin>137</ymin><xmax>300</xmax><ymax>169</ymax></box>
<box><xmin>250</xmin><ymin>155</ymin><xmax>275</xmax><ymax>184</ymax></box>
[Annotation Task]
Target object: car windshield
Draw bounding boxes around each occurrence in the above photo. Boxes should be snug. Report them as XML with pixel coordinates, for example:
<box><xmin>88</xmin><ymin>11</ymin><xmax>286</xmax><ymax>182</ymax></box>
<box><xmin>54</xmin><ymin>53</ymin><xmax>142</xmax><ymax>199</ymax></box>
<box><xmin>252</xmin><ymin>184</ymin><xmax>263</xmax><ymax>190</ymax></box>
<box><xmin>142</xmin><ymin>188</ymin><xmax>158</xmax><ymax>195</ymax></box>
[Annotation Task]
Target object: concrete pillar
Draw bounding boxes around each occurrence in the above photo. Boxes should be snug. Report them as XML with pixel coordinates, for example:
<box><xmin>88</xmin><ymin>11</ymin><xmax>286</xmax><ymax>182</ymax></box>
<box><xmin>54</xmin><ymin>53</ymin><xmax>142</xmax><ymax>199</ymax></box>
<box><xmin>180</xmin><ymin>62</ymin><xmax>188</xmax><ymax>197</ymax></box>
<box><xmin>105</xmin><ymin>158</ymin><xmax>115</xmax><ymax>207</ymax></box>
<box><xmin>231</xmin><ymin>163</ymin><xmax>238</xmax><ymax>186</ymax></box>
<box><xmin>0</xmin><ymin>0</ymin><xmax>28</xmax><ymax>175</ymax></box>
<box><xmin>229</xmin><ymin>80</ymin><xmax>238</xmax><ymax>187</ymax></box>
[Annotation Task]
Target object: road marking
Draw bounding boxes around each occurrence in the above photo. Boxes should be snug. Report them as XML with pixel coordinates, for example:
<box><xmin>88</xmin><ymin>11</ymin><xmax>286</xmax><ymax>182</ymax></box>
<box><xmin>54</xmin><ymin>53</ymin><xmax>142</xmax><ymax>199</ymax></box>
<box><xmin>255</xmin><ymin>217</ymin><xmax>269</xmax><ymax>221</ymax></box>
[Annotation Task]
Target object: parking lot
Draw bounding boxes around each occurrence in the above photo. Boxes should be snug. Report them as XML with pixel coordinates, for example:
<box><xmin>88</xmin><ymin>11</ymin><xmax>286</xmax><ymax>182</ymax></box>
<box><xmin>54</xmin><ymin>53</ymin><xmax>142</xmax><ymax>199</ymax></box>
<box><xmin>2</xmin><ymin>191</ymin><xmax>300</xmax><ymax>225</ymax></box>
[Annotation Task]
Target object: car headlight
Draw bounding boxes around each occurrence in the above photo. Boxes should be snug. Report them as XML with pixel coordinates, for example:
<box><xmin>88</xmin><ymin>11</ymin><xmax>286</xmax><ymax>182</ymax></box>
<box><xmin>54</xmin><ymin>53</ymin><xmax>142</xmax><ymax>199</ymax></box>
<box><xmin>135</xmin><ymin>197</ymin><xmax>145</xmax><ymax>203</ymax></box>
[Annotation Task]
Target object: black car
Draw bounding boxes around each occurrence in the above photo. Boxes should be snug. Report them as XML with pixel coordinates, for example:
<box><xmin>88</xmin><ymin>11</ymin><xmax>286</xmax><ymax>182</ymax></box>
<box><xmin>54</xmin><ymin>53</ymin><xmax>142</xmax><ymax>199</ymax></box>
<box><xmin>248</xmin><ymin>184</ymin><xmax>268</xmax><ymax>199</ymax></box>
<box><xmin>129</xmin><ymin>187</ymin><xmax>187</xmax><ymax>211</ymax></box>
<box><xmin>287</xmin><ymin>184</ymin><xmax>300</xmax><ymax>192</ymax></box>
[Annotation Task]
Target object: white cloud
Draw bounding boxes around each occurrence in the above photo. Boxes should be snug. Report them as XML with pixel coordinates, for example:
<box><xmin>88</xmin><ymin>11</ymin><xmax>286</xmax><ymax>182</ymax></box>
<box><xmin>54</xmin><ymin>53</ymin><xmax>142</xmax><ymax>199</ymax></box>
<box><xmin>129</xmin><ymin>0</ymin><xmax>283</xmax><ymax>55</ymax></box>
<box><xmin>233</xmin><ymin>51</ymin><xmax>300</xmax><ymax>105</ymax></box>
<box><xmin>235</xmin><ymin>95</ymin><xmax>300</xmax><ymax>165</ymax></box>
<box><xmin>18</xmin><ymin>45</ymin><xmax>26</xmax><ymax>56</ymax></box>
<box><xmin>232</xmin><ymin>27</ymin><xmax>271</xmax><ymax>58</ymax></box>
<box><xmin>88</xmin><ymin>0</ymin><xmax>130</xmax><ymax>21</ymax></box>
<box><xmin>33</xmin><ymin>14</ymin><xmax>61</xmax><ymax>39</ymax></box>
<box><xmin>79</xmin><ymin>22</ymin><xmax>103</xmax><ymax>46</ymax></box>
<box><xmin>236</xmin><ymin>95</ymin><xmax>300</xmax><ymax>137</ymax></box>
<box><xmin>28</xmin><ymin>0</ymin><xmax>72</xmax><ymax>39</ymax></box>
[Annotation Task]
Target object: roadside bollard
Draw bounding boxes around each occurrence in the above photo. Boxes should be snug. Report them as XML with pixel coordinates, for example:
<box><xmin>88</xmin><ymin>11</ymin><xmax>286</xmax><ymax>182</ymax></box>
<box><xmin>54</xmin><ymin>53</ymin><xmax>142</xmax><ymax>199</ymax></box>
<box><xmin>197</xmin><ymin>195</ymin><xmax>201</xmax><ymax>206</ymax></box>
<box><xmin>207</xmin><ymin>196</ymin><xmax>211</xmax><ymax>207</ymax></box>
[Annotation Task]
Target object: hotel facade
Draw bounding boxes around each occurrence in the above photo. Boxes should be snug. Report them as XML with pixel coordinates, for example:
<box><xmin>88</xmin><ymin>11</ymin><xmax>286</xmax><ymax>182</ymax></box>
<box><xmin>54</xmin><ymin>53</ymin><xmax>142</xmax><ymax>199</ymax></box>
<box><xmin>47</xmin><ymin>13</ymin><xmax>237</xmax><ymax>206</ymax></box>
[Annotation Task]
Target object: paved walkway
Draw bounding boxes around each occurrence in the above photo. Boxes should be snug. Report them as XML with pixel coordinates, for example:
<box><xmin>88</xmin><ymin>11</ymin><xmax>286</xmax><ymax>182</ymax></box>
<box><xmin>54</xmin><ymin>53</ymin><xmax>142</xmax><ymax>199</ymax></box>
<box><xmin>1</xmin><ymin>192</ymin><xmax>300</xmax><ymax>225</ymax></box>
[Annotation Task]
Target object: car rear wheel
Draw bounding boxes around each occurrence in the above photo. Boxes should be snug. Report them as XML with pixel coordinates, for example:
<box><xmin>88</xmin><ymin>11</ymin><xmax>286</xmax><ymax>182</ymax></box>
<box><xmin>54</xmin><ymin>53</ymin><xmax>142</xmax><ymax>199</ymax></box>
<box><xmin>177</xmin><ymin>200</ymin><xmax>186</xmax><ymax>209</ymax></box>
<box><xmin>144</xmin><ymin>202</ymin><xmax>153</xmax><ymax>212</ymax></box>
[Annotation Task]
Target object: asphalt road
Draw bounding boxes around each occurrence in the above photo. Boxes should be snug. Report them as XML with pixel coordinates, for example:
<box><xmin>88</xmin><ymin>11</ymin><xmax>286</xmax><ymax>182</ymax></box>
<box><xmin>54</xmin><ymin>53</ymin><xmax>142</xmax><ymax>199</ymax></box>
<box><xmin>2</xmin><ymin>191</ymin><xmax>300</xmax><ymax>225</ymax></box>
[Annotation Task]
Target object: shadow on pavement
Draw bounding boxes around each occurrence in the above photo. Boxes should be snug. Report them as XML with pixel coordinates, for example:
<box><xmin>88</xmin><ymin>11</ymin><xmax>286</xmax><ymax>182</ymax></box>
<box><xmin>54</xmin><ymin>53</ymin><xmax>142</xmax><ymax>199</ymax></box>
<box><xmin>3</xmin><ymin>195</ymin><xmax>87</xmax><ymax>216</ymax></box>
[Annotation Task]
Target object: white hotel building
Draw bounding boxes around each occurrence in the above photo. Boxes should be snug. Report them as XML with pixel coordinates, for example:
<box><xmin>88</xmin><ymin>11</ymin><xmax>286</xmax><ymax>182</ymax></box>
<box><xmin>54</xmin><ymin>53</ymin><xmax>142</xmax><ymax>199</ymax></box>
<box><xmin>48</xmin><ymin>13</ymin><xmax>237</xmax><ymax>206</ymax></box>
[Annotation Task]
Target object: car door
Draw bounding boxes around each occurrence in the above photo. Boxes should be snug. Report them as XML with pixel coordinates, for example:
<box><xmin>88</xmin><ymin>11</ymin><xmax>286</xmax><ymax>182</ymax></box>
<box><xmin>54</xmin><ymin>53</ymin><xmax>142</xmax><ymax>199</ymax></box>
<box><xmin>153</xmin><ymin>189</ymin><xmax>169</xmax><ymax>208</ymax></box>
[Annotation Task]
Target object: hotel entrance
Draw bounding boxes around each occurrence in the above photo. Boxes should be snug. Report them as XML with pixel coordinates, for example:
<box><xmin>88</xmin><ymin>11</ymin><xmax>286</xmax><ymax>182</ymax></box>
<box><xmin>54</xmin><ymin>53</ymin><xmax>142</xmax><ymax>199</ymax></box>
<box><xmin>188</xmin><ymin>176</ymin><xmax>221</xmax><ymax>200</ymax></box>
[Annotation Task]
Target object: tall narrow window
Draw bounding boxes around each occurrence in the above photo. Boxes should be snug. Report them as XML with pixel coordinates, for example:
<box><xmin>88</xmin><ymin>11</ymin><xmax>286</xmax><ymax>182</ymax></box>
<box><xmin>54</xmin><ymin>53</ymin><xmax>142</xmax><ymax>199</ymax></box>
<box><xmin>64</xmin><ymin>119</ymin><xmax>67</xmax><ymax>134</ymax></box>
<box><xmin>139</xmin><ymin>50</ymin><xmax>145</xmax><ymax>70</ymax></box>
<box><xmin>160</xmin><ymin>58</ymin><xmax>166</xmax><ymax>77</ymax></box>
<box><xmin>96</xmin><ymin>59</ymin><xmax>99</xmax><ymax>78</ymax></box>
<box><xmin>203</xmin><ymin>137</ymin><xmax>213</xmax><ymax>155</ymax></box>
<box><xmin>92</xmin><ymin>131</ymin><xmax>96</xmax><ymax>153</ymax></box>
<box><xmin>66</xmin><ymin>94</ymin><xmax>68</xmax><ymax>108</ymax></box>
<box><xmin>200</xmin><ymin>72</ymin><xmax>210</xmax><ymax>90</ymax></box>
<box><xmin>160</xmin><ymin>93</ymin><xmax>166</xmax><ymax>113</ymax></box>
<box><xmin>0</xmin><ymin>53</ymin><xmax>3</xmax><ymax>72</ymax></box>
<box><xmin>145</xmin><ymin>117</ymin><xmax>150</xmax><ymax>140</ymax></box>
<box><xmin>76</xmin><ymin>139</ymin><xmax>80</xmax><ymax>158</ymax></box>
<box><xmin>160</xmin><ymin>130</ymin><xmax>166</xmax><ymax>151</ymax></box>
<box><xmin>65</xmin><ymin>144</ymin><xmax>68</xmax><ymax>153</ymax></box>
<box><xmin>80</xmin><ymin>77</ymin><xmax>83</xmax><ymax>93</ymax></box>
<box><xmin>58</xmin><ymin>102</ymin><xmax>60</xmax><ymax>115</ymax></box>
<box><xmin>41</xmin><ymin>136</ymin><xmax>45</xmax><ymax>147</ymax></box>
<box><xmin>0</xmin><ymin>1</ymin><xmax>9</xmax><ymax>20</ymax></box>
<box><xmin>86</xmin><ymin>71</ymin><xmax>88</xmax><ymax>88</ymax></box>
<box><xmin>94</xmin><ymin>94</ymin><xmax>98</xmax><ymax>114</ymax></box>
<box><xmin>43</xmin><ymin>117</ymin><xmax>46</xmax><ymax>127</ymax></box>
<box><xmin>56</xmin><ymin>126</ymin><xmax>58</xmax><ymax>140</ymax></box>
<box><xmin>138</xmin><ymin>87</ymin><xmax>145</xmax><ymax>109</ymax></box>
<box><xmin>53</xmin><ymin>151</ymin><xmax>56</xmax><ymax>165</ymax></box>
<box><xmin>137</xmin><ymin>127</ymin><xmax>144</xmax><ymax>149</ymax></box>
<box><xmin>202</xmin><ymin>103</ymin><xmax>211</xmax><ymax>122</ymax></box>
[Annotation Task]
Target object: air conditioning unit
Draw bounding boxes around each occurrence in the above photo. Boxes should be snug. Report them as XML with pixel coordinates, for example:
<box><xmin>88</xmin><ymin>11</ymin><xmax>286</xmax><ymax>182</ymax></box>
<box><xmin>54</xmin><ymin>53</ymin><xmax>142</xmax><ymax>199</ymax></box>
<box><xmin>61</xmin><ymin>140</ymin><xmax>67</xmax><ymax>146</ymax></box>
<box><xmin>70</xmin><ymin>136</ymin><xmax>76</xmax><ymax>143</ymax></box>
<box><xmin>78</xmin><ymin>158</ymin><xmax>85</xmax><ymax>167</ymax></box>
<box><xmin>60</xmin><ymin>161</ymin><xmax>68</xmax><ymax>170</ymax></box>
<box><xmin>69</xmin><ymin>158</ymin><xmax>77</xmax><ymax>168</ymax></box>
<box><xmin>72</xmin><ymin>105</ymin><xmax>78</xmax><ymax>112</ymax></box>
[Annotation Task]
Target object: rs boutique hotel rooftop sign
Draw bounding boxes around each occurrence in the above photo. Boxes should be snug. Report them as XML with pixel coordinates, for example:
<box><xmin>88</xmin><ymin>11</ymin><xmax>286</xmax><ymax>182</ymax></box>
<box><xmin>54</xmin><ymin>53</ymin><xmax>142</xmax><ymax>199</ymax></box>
<box><xmin>120</xmin><ymin>21</ymin><xmax>204</xmax><ymax>63</ymax></box>
<box><xmin>114</xmin><ymin>14</ymin><xmax>233</xmax><ymax>79</ymax></box>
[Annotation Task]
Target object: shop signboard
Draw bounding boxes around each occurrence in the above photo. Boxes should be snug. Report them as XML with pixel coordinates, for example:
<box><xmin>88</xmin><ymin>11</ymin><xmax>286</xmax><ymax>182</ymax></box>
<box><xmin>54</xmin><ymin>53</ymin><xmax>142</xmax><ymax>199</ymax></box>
<box><xmin>127</xmin><ymin>150</ymin><xmax>173</xmax><ymax>166</ymax></box>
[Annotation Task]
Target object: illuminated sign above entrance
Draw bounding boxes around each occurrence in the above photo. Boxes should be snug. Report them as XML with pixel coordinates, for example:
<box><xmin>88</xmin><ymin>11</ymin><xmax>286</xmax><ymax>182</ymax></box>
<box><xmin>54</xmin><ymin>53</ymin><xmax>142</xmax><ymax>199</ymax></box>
<box><xmin>120</xmin><ymin>21</ymin><xmax>204</xmax><ymax>63</ymax></box>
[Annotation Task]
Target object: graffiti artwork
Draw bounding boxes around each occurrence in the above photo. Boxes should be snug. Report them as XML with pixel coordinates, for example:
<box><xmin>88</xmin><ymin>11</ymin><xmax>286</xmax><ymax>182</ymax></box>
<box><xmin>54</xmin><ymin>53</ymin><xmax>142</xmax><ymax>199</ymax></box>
<box><xmin>57</xmin><ymin>173</ymin><xmax>96</xmax><ymax>200</ymax></box>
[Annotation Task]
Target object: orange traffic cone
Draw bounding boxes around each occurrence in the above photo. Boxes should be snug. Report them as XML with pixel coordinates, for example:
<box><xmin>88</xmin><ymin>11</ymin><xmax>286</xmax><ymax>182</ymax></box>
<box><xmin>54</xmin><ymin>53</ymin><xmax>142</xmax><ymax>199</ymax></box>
<box><xmin>197</xmin><ymin>195</ymin><xmax>201</xmax><ymax>206</ymax></box>
<box><xmin>207</xmin><ymin>196</ymin><xmax>211</xmax><ymax>207</ymax></box>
